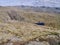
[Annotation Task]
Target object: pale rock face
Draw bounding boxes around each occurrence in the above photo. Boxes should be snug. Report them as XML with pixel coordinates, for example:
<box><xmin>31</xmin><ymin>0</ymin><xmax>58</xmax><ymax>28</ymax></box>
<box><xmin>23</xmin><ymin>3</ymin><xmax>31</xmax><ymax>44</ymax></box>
<box><xmin>6</xmin><ymin>43</ymin><xmax>13</xmax><ymax>45</ymax></box>
<box><xmin>25</xmin><ymin>41</ymin><xmax>50</xmax><ymax>45</ymax></box>
<box><xmin>10</xmin><ymin>36</ymin><xmax>23</xmax><ymax>42</ymax></box>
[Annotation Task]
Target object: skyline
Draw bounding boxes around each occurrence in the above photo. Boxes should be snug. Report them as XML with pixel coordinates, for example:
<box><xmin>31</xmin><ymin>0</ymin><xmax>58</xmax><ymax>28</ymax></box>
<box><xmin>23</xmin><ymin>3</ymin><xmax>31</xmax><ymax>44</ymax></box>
<box><xmin>0</xmin><ymin>0</ymin><xmax>60</xmax><ymax>7</ymax></box>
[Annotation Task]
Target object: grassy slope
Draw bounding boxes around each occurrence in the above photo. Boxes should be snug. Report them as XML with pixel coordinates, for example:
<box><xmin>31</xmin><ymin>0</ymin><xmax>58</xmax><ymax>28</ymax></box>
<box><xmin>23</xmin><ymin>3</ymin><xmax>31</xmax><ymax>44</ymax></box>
<box><xmin>0</xmin><ymin>7</ymin><xmax>60</xmax><ymax>45</ymax></box>
<box><xmin>0</xmin><ymin>7</ymin><xmax>59</xmax><ymax>29</ymax></box>
<box><xmin>0</xmin><ymin>21</ymin><xmax>60</xmax><ymax>44</ymax></box>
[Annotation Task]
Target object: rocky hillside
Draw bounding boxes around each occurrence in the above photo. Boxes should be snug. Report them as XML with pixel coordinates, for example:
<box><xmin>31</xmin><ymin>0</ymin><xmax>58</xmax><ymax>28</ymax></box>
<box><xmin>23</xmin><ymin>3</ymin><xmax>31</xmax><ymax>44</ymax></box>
<box><xmin>0</xmin><ymin>6</ymin><xmax>60</xmax><ymax>45</ymax></box>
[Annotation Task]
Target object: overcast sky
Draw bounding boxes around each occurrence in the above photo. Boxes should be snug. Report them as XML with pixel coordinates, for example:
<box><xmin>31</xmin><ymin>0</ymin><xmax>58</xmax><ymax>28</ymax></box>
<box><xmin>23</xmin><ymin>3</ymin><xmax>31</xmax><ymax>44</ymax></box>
<box><xmin>0</xmin><ymin>0</ymin><xmax>60</xmax><ymax>7</ymax></box>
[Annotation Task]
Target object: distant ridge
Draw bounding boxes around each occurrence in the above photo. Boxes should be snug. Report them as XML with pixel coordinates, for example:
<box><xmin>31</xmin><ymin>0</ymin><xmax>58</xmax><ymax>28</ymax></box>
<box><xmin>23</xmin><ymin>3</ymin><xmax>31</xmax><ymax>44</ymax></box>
<box><xmin>0</xmin><ymin>5</ymin><xmax>60</xmax><ymax>13</ymax></box>
<box><xmin>14</xmin><ymin>5</ymin><xmax>60</xmax><ymax>13</ymax></box>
